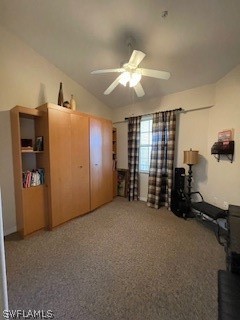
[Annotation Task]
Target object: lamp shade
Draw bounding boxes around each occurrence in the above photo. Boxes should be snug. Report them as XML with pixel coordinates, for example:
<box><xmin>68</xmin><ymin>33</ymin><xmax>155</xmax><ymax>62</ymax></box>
<box><xmin>183</xmin><ymin>149</ymin><xmax>199</xmax><ymax>165</ymax></box>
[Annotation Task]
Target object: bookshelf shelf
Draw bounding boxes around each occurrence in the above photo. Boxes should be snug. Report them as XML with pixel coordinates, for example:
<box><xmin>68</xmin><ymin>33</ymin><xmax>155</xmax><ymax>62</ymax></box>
<box><xmin>21</xmin><ymin>150</ymin><xmax>43</xmax><ymax>154</ymax></box>
<box><xmin>22</xmin><ymin>183</ymin><xmax>45</xmax><ymax>189</ymax></box>
<box><xmin>21</xmin><ymin>150</ymin><xmax>44</xmax><ymax>154</ymax></box>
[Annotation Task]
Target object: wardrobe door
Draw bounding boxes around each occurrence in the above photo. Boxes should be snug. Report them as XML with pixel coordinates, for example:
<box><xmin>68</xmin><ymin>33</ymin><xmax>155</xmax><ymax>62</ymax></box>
<box><xmin>90</xmin><ymin>117</ymin><xmax>113</xmax><ymax>210</ymax></box>
<box><xmin>70</xmin><ymin>113</ymin><xmax>90</xmax><ymax>218</ymax></box>
<box><xmin>48</xmin><ymin>108</ymin><xmax>72</xmax><ymax>227</ymax></box>
<box><xmin>90</xmin><ymin>117</ymin><xmax>103</xmax><ymax>210</ymax></box>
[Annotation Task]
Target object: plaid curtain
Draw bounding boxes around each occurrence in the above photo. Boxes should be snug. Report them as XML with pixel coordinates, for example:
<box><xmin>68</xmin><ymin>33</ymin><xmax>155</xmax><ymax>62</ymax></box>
<box><xmin>128</xmin><ymin>116</ymin><xmax>141</xmax><ymax>201</ymax></box>
<box><xmin>147</xmin><ymin>110</ymin><xmax>176</xmax><ymax>209</ymax></box>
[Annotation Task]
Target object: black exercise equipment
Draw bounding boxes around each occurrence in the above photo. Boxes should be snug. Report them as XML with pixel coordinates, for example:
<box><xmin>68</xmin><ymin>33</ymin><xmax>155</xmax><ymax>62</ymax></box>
<box><xmin>187</xmin><ymin>191</ymin><xmax>228</xmax><ymax>245</ymax></box>
<box><xmin>171</xmin><ymin>168</ymin><xmax>190</xmax><ymax>218</ymax></box>
<box><xmin>171</xmin><ymin>167</ymin><xmax>228</xmax><ymax>226</ymax></box>
<box><xmin>190</xmin><ymin>191</ymin><xmax>227</xmax><ymax>220</ymax></box>
<box><xmin>218</xmin><ymin>205</ymin><xmax>240</xmax><ymax>319</ymax></box>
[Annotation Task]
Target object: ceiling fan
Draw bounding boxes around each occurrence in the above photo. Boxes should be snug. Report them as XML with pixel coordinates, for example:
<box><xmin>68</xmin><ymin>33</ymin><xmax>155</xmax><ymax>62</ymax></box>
<box><xmin>91</xmin><ymin>50</ymin><xmax>171</xmax><ymax>98</ymax></box>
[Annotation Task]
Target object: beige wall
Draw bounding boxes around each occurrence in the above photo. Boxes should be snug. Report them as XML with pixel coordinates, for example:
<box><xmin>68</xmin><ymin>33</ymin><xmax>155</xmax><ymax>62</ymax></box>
<box><xmin>112</xmin><ymin>84</ymin><xmax>215</xmax><ymax>123</ymax></box>
<box><xmin>0</xmin><ymin>25</ymin><xmax>112</xmax><ymax>118</ymax></box>
<box><xmin>205</xmin><ymin>66</ymin><xmax>240</xmax><ymax>207</ymax></box>
<box><xmin>0</xmin><ymin>25</ymin><xmax>112</xmax><ymax>234</ymax></box>
<box><xmin>114</xmin><ymin>67</ymin><xmax>240</xmax><ymax>208</ymax></box>
<box><xmin>0</xmin><ymin>112</ymin><xmax>16</xmax><ymax>234</ymax></box>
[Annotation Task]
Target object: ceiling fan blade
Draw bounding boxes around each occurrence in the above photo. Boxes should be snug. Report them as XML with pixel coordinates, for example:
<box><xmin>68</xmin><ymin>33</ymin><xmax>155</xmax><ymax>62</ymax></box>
<box><xmin>91</xmin><ymin>68</ymin><xmax>124</xmax><ymax>74</ymax></box>
<box><xmin>128</xmin><ymin>50</ymin><xmax>146</xmax><ymax>67</ymax></box>
<box><xmin>139</xmin><ymin>68</ymin><xmax>171</xmax><ymax>80</ymax></box>
<box><xmin>104</xmin><ymin>75</ymin><xmax>122</xmax><ymax>95</ymax></box>
<box><xmin>134</xmin><ymin>82</ymin><xmax>145</xmax><ymax>98</ymax></box>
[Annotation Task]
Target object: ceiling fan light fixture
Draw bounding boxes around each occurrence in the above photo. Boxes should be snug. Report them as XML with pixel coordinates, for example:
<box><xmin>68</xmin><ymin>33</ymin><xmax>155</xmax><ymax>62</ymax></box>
<box><xmin>91</xmin><ymin>49</ymin><xmax>170</xmax><ymax>96</ymax></box>
<box><xmin>129</xmin><ymin>73</ymin><xmax>142</xmax><ymax>87</ymax></box>
<box><xmin>119</xmin><ymin>71</ymin><xmax>130</xmax><ymax>86</ymax></box>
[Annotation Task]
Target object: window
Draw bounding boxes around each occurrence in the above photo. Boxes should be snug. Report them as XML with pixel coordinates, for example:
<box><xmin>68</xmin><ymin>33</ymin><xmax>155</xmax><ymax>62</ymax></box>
<box><xmin>139</xmin><ymin>116</ymin><xmax>153</xmax><ymax>173</ymax></box>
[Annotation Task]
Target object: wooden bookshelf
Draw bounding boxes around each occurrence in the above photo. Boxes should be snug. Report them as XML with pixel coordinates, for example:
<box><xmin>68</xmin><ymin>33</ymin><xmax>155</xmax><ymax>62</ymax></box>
<box><xmin>10</xmin><ymin>106</ymin><xmax>47</xmax><ymax>237</ymax></box>
<box><xmin>112</xmin><ymin>127</ymin><xmax>117</xmax><ymax>197</ymax></box>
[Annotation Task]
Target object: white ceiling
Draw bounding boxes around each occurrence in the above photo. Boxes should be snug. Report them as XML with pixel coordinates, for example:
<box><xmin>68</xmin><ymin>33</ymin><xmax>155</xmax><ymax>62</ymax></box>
<box><xmin>1</xmin><ymin>0</ymin><xmax>240</xmax><ymax>109</ymax></box>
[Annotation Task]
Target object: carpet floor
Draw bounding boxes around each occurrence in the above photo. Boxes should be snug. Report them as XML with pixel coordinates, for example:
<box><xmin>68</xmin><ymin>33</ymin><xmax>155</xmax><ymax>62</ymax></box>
<box><xmin>5</xmin><ymin>197</ymin><xmax>226</xmax><ymax>320</ymax></box>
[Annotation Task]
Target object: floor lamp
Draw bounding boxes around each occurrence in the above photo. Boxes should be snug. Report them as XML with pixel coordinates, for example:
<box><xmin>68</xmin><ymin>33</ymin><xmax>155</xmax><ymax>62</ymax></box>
<box><xmin>183</xmin><ymin>149</ymin><xmax>199</xmax><ymax>199</ymax></box>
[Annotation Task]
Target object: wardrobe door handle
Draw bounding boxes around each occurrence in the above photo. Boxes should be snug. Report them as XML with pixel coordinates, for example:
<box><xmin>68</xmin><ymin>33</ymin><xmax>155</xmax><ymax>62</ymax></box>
<box><xmin>78</xmin><ymin>165</ymin><xmax>83</xmax><ymax>168</ymax></box>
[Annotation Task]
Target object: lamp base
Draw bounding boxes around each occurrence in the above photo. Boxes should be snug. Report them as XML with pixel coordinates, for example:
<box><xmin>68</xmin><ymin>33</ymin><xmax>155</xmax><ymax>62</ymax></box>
<box><xmin>187</xmin><ymin>164</ymin><xmax>193</xmax><ymax>199</ymax></box>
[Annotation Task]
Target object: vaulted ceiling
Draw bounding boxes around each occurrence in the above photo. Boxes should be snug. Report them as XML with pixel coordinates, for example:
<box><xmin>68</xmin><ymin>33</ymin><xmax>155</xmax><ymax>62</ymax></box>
<box><xmin>1</xmin><ymin>0</ymin><xmax>240</xmax><ymax>108</ymax></box>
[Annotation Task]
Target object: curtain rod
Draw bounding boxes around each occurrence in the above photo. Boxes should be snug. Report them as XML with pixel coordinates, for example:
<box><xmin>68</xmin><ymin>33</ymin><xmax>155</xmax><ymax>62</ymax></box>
<box><xmin>113</xmin><ymin>105</ymin><xmax>214</xmax><ymax>124</ymax></box>
<box><xmin>123</xmin><ymin>107</ymin><xmax>182</xmax><ymax>121</ymax></box>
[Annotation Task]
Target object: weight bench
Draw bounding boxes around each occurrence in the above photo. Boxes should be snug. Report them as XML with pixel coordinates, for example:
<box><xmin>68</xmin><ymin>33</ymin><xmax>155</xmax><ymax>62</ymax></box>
<box><xmin>189</xmin><ymin>192</ymin><xmax>228</xmax><ymax>245</ymax></box>
<box><xmin>190</xmin><ymin>192</ymin><xmax>228</xmax><ymax>220</ymax></box>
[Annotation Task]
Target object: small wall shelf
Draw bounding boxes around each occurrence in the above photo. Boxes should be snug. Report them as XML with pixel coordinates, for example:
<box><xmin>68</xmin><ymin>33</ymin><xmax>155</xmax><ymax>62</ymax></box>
<box><xmin>211</xmin><ymin>141</ymin><xmax>234</xmax><ymax>163</ymax></box>
<box><xmin>213</xmin><ymin>154</ymin><xmax>234</xmax><ymax>163</ymax></box>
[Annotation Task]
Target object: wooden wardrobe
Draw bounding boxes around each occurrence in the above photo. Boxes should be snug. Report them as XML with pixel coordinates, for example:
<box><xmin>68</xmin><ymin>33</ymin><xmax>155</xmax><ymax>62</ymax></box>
<box><xmin>11</xmin><ymin>103</ymin><xmax>113</xmax><ymax>236</ymax></box>
<box><xmin>40</xmin><ymin>105</ymin><xmax>91</xmax><ymax>228</ymax></box>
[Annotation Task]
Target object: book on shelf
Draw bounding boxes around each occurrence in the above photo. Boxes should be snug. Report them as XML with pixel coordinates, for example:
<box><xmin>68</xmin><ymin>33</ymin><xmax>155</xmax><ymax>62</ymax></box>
<box><xmin>22</xmin><ymin>168</ymin><xmax>45</xmax><ymax>188</ymax></box>
<box><xmin>37</xmin><ymin>168</ymin><xmax>45</xmax><ymax>184</ymax></box>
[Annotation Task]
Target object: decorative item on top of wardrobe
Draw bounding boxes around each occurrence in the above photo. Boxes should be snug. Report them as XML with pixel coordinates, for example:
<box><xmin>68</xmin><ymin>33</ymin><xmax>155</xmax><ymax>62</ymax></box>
<box><xmin>57</xmin><ymin>83</ymin><xmax>77</xmax><ymax>111</ymax></box>
<box><xmin>183</xmin><ymin>149</ymin><xmax>199</xmax><ymax>199</ymax></box>
<box><xmin>63</xmin><ymin>101</ymin><xmax>70</xmax><ymax>109</ymax></box>
<box><xmin>70</xmin><ymin>94</ymin><xmax>76</xmax><ymax>111</ymax></box>
<box><xmin>58</xmin><ymin>82</ymin><xmax>64</xmax><ymax>106</ymax></box>
<box><xmin>211</xmin><ymin>129</ymin><xmax>234</xmax><ymax>163</ymax></box>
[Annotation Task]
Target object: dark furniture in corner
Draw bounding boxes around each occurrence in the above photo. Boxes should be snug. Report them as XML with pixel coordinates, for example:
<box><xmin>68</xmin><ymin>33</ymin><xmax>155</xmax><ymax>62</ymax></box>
<box><xmin>218</xmin><ymin>269</ymin><xmax>240</xmax><ymax>319</ymax></box>
<box><xmin>218</xmin><ymin>205</ymin><xmax>240</xmax><ymax>320</ymax></box>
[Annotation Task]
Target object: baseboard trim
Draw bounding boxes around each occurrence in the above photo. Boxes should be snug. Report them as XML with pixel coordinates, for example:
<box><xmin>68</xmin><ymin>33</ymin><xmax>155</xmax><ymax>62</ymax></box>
<box><xmin>140</xmin><ymin>197</ymin><xmax>147</xmax><ymax>202</ymax></box>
